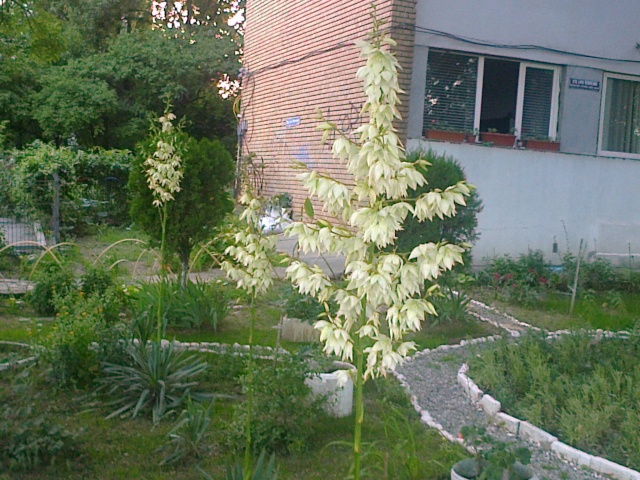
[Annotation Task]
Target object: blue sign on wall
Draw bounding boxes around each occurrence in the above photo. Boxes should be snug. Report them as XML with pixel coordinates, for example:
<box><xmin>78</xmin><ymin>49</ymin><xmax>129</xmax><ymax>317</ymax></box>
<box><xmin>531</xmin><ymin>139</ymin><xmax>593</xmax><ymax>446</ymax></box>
<box><xmin>285</xmin><ymin>116</ymin><xmax>301</xmax><ymax>128</ymax></box>
<box><xmin>569</xmin><ymin>78</ymin><xmax>600</xmax><ymax>91</ymax></box>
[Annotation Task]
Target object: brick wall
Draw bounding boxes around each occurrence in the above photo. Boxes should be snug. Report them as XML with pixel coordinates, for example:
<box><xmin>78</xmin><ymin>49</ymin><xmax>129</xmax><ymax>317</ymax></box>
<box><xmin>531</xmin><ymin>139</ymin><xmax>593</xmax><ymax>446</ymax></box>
<box><xmin>241</xmin><ymin>0</ymin><xmax>416</xmax><ymax>217</ymax></box>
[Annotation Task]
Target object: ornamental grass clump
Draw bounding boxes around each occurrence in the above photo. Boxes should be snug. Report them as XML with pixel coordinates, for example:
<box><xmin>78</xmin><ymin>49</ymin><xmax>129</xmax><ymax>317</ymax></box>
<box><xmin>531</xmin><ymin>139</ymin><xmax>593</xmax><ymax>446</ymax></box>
<box><xmin>285</xmin><ymin>10</ymin><xmax>473</xmax><ymax>479</ymax></box>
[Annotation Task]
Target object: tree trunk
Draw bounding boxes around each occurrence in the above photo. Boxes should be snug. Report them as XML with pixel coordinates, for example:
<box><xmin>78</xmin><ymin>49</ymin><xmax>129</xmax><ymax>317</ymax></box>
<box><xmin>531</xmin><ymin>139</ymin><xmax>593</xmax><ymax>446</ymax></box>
<box><xmin>180</xmin><ymin>251</ymin><xmax>189</xmax><ymax>288</ymax></box>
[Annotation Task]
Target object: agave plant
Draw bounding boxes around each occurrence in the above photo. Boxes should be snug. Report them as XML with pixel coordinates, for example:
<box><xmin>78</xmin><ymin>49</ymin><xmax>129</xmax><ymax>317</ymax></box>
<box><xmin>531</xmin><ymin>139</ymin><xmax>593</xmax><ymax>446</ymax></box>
<box><xmin>159</xmin><ymin>398</ymin><xmax>213</xmax><ymax>465</ymax></box>
<box><xmin>101</xmin><ymin>342</ymin><xmax>208</xmax><ymax>424</ymax></box>
<box><xmin>198</xmin><ymin>449</ymin><xmax>278</xmax><ymax>480</ymax></box>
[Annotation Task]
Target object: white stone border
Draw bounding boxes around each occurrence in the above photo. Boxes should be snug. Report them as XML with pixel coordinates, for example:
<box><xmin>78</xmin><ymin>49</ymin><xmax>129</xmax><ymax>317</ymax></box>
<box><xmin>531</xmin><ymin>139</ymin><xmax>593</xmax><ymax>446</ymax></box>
<box><xmin>0</xmin><ymin>341</ymin><xmax>39</xmax><ymax>371</ymax></box>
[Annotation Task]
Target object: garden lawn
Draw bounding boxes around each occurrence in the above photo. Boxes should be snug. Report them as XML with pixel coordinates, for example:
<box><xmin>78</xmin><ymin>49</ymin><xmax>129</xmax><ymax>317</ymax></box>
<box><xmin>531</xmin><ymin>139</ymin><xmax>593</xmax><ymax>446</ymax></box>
<box><xmin>471</xmin><ymin>287</ymin><xmax>640</xmax><ymax>332</ymax></box>
<box><xmin>0</xmin><ymin>361</ymin><xmax>465</xmax><ymax>479</ymax></box>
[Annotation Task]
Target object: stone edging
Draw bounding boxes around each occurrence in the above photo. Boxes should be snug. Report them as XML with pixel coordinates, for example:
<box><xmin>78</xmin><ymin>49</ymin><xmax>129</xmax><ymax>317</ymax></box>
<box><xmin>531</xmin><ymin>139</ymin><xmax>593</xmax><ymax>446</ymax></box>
<box><xmin>0</xmin><ymin>341</ymin><xmax>39</xmax><ymax>372</ymax></box>
<box><xmin>129</xmin><ymin>339</ymin><xmax>291</xmax><ymax>360</ymax></box>
<box><xmin>455</xmin><ymin>333</ymin><xmax>640</xmax><ymax>480</ymax></box>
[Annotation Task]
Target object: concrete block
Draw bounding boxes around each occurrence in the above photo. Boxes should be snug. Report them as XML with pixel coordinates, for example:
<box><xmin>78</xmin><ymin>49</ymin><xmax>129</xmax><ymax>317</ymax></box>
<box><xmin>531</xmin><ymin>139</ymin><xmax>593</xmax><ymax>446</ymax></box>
<box><xmin>469</xmin><ymin>384</ymin><xmax>483</xmax><ymax>402</ymax></box>
<box><xmin>280</xmin><ymin>316</ymin><xmax>320</xmax><ymax>342</ymax></box>
<box><xmin>590</xmin><ymin>455</ymin><xmax>640</xmax><ymax>480</ymax></box>
<box><xmin>518</xmin><ymin>421</ymin><xmax>557</xmax><ymax>447</ymax></box>
<box><xmin>457</xmin><ymin>372</ymin><xmax>471</xmax><ymax>396</ymax></box>
<box><xmin>551</xmin><ymin>441</ymin><xmax>592</xmax><ymax>467</ymax></box>
<box><xmin>479</xmin><ymin>394</ymin><xmax>501</xmax><ymax>416</ymax></box>
<box><xmin>306</xmin><ymin>369</ymin><xmax>353</xmax><ymax>417</ymax></box>
<box><xmin>495</xmin><ymin>412</ymin><xmax>520</xmax><ymax>435</ymax></box>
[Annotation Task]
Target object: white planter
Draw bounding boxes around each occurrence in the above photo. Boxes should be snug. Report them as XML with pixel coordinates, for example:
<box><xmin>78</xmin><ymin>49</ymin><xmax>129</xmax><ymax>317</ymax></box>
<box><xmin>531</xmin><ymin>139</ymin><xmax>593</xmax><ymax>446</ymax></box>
<box><xmin>306</xmin><ymin>361</ymin><xmax>354</xmax><ymax>417</ymax></box>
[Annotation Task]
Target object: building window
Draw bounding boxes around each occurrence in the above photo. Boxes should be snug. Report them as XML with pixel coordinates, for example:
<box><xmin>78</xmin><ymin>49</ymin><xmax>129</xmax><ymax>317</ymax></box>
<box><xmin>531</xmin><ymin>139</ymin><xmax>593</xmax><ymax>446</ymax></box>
<box><xmin>425</xmin><ymin>49</ymin><xmax>560</xmax><ymax>141</ymax></box>
<box><xmin>600</xmin><ymin>74</ymin><xmax>640</xmax><ymax>157</ymax></box>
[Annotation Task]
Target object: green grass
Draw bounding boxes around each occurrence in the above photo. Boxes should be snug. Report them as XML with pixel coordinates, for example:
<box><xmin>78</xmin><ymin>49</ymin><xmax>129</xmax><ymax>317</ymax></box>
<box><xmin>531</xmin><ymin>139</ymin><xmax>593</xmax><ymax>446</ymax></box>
<box><xmin>471</xmin><ymin>287</ymin><xmax>640</xmax><ymax>331</ymax></box>
<box><xmin>0</xmin><ymin>360</ymin><xmax>466</xmax><ymax>479</ymax></box>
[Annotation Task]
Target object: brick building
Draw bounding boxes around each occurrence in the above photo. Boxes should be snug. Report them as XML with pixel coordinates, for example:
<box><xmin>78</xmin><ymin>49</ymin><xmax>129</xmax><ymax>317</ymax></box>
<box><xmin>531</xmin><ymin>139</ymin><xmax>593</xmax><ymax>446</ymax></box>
<box><xmin>240</xmin><ymin>0</ymin><xmax>416</xmax><ymax>214</ymax></box>
<box><xmin>241</xmin><ymin>1</ymin><xmax>640</xmax><ymax>265</ymax></box>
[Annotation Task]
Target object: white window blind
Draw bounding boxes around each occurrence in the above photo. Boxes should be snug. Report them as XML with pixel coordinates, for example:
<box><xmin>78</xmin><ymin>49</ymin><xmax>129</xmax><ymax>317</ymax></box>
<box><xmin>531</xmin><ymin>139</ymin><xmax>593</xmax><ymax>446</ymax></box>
<box><xmin>520</xmin><ymin>67</ymin><xmax>555</xmax><ymax>140</ymax></box>
<box><xmin>424</xmin><ymin>51</ymin><xmax>478</xmax><ymax>133</ymax></box>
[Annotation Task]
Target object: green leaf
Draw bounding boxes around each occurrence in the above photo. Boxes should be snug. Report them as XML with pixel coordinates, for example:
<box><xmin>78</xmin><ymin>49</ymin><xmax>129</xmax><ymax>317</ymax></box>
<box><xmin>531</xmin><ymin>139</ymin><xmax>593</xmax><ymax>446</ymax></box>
<box><xmin>304</xmin><ymin>198</ymin><xmax>315</xmax><ymax>219</ymax></box>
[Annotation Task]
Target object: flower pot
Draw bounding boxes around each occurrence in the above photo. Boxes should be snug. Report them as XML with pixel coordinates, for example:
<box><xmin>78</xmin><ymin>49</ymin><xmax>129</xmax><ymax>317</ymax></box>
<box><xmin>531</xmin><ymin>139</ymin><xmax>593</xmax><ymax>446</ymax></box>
<box><xmin>305</xmin><ymin>361</ymin><xmax>355</xmax><ymax>417</ymax></box>
<box><xmin>425</xmin><ymin>129</ymin><xmax>471</xmax><ymax>143</ymax></box>
<box><xmin>451</xmin><ymin>458</ymin><xmax>538</xmax><ymax>480</ymax></box>
<box><xmin>523</xmin><ymin>139</ymin><xmax>560</xmax><ymax>152</ymax></box>
<box><xmin>479</xmin><ymin>132</ymin><xmax>517</xmax><ymax>147</ymax></box>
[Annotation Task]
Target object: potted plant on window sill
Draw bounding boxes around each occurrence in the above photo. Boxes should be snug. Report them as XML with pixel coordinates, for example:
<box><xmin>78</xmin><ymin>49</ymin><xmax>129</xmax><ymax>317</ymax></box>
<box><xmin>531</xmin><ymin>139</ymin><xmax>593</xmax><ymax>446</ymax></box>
<box><xmin>425</xmin><ymin>127</ymin><xmax>475</xmax><ymax>144</ymax></box>
<box><xmin>451</xmin><ymin>426</ymin><xmax>537</xmax><ymax>480</ymax></box>
<box><xmin>523</xmin><ymin>136</ymin><xmax>560</xmax><ymax>152</ymax></box>
<box><xmin>479</xmin><ymin>129</ymin><xmax>517</xmax><ymax>148</ymax></box>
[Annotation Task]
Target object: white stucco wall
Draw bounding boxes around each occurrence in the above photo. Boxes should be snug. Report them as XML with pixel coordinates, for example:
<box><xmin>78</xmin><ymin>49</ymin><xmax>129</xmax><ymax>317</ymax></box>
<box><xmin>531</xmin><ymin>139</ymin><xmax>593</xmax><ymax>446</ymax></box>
<box><xmin>407</xmin><ymin>140</ymin><xmax>640</xmax><ymax>266</ymax></box>
<box><xmin>414</xmin><ymin>0</ymin><xmax>640</xmax><ymax>75</ymax></box>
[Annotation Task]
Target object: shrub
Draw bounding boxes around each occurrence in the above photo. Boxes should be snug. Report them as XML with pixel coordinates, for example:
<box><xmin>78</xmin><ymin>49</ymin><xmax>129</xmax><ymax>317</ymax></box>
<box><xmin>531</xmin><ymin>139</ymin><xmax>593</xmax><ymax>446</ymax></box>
<box><xmin>42</xmin><ymin>290</ymin><xmax>128</xmax><ymax>387</ymax></box>
<box><xmin>477</xmin><ymin>250</ymin><xmax>549</xmax><ymax>306</ymax></box>
<box><xmin>395</xmin><ymin>150</ymin><xmax>482</xmax><ymax>269</ymax></box>
<box><xmin>278</xmin><ymin>282</ymin><xmax>324</xmax><ymax>321</ymax></box>
<box><xmin>27</xmin><ymin>267</ymin><xmax>75</xmax><ymax>316</ymax></box>
<box><xmin>227</xmin><ymin>353</ymin><xmax>328</xmax><ymax>454</ymax></box>
<box><xmin>101</xmin><ymin>342</ymin><xmax>209</xmax><ymax>424</ymax></box>
<box><xmin>0</xmin><ymin>404</ymin><xmax>83</xmax><ymax>471</ymax></box>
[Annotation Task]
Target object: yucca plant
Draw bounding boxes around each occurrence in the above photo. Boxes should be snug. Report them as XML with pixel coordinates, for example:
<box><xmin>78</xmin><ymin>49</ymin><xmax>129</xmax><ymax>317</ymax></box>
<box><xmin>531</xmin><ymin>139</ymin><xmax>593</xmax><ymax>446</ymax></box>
<box><xmin>100</xmin><ymin>342</ymin><xmax>208</xmax><ymax>424</ymax></box>
<box><xmin>198</xmin><ymin>450</ymin><xmax>278</xmax><ymax>480</ymax></box>
<box><xmin>175</xmin><ymin>280</ymin><xmax>229</xmax><ymax>330</ymax></box>
<box><xmin>159</xmin><ymin>398</ymin><xmax>213</xmax><ymax>465</ymax></box>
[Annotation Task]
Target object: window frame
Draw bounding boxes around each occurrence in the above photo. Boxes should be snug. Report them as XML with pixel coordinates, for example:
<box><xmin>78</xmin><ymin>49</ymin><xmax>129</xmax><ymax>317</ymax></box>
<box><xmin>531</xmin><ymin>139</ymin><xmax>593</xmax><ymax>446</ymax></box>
<box><xmin>429</xmin><ymin>50</ymin><xmax>561</xmax><ymax>142</ymax></box>
<box><xmin>598</xmin><ymin>72</ymin><xmax>640</xmax><ymax>160</ymax></box>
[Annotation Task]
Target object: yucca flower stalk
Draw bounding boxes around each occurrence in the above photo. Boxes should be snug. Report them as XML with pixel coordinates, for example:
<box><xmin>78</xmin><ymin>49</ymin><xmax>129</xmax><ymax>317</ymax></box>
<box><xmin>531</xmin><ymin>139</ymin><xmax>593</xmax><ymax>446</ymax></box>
<box><xmin>221</xmin><ymin>189</ymin><xmax>279</xmax><ymax>480</ymax></box>
<box><xmin>286</xmin><ymin>9</ymin><xmax>473</xmax><ymax>480</ymax></box>
<box><xmin>144</xmin><ymin>107</ymin><xmax>184</xmax><ymax>341</ymax></box>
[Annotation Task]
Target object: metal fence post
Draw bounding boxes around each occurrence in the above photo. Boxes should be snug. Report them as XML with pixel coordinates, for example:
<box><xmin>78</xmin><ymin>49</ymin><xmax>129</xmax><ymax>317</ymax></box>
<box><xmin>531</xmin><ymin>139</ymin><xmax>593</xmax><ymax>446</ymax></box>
<box><xmin>52</xmin><ymin>170</ymin><xmax>60</xmax><ymax>244</ymax></box>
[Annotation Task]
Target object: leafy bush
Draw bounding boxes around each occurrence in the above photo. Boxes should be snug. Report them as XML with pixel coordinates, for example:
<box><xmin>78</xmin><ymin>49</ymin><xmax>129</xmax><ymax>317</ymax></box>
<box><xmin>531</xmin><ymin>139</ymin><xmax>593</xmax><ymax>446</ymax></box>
<box><xmin>469</xmin><ymin>332</ymin><xmax>640</xmax><ymax>469</ymax></box>
<box><xmin>42</xmin><ymin>290</ymin><xmax>128</xmax><ymax>386</ymax></box>
<box><xmin>101</xmin><ymin>342</ymin><xmax>209</xmax><ymax>424</ymax></box>
<box><xmin>395</xmin><ymin>150</ymin><xmax>482</xmax><ymax>269</ymax></box>
<box><xmin>27</xmin><ymin>267</ymin><xmax>75</xmax><ymax>316</ymax></box>
<box><xmin>228</xmin><ymin>353</ymin><xmax>328</xmax><ymax>454</ymax></box>
<box><xmin>0</xmin><ymin>404</ymin><xmax>83</xmax><ymax>471</ymax></box>
<box><xmin>477</xmin><ymin>250</ymin><xmax>549</xmax><ymax>306</ymax></box>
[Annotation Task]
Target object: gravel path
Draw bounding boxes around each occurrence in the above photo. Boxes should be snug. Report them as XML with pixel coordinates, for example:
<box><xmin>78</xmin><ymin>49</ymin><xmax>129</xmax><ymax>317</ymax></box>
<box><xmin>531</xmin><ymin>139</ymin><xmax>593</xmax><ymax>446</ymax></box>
<box><xmin>397</xmin><ymin>302</ymin><xmax>605</xmax><ymax>480</ymax></box>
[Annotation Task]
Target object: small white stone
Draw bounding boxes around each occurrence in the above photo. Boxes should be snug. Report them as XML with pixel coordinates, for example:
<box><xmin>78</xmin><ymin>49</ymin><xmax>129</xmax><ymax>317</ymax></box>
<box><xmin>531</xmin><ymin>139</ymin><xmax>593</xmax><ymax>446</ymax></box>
<box><xmin>519</xmin><ymin>421</ymin><xmax>557</xmax><ymax>447</ymax></box>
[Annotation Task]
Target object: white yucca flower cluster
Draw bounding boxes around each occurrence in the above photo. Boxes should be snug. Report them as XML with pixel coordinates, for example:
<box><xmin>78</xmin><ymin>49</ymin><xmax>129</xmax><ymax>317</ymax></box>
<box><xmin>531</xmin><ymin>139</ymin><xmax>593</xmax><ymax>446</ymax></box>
<box><xmin>144</xmin><ymin>112</ymin><xmax>184</xmax><ymax>208</ymax></box>
<box><xmin>286</xmin><ymin>23</ymin><xmax>473</xmax><ymax>379</ymax></box>
<box><xmin>222</xmin><ymin>193</ymin><xmax>278</xmax><ymax>296</ymax></box>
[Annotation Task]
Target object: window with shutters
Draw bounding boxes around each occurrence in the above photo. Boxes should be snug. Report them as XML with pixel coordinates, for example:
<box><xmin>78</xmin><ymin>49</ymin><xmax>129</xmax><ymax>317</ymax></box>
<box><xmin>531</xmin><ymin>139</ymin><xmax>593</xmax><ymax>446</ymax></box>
<box><xmin>599</xmin><ymin>73</ymin><xmax>640</xmax><ymax>158</ymax></box>
<box><xmin>425</xmin><ymin>49</ymin><xmax>561</xmax><ymax>142</ymax></box>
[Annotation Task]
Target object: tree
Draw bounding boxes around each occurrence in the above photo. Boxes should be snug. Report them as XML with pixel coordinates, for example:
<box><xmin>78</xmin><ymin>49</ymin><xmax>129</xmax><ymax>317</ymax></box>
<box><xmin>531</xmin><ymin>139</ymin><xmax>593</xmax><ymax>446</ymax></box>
<box><xmin>395</xmin><ymin>150</ymin><xmax>482</xmax><ymax>268</ymax></box>
<box><xmin>129</xmin><ymin>129</ymin><xmax>235</xmax><ymax>283</ymax></box>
